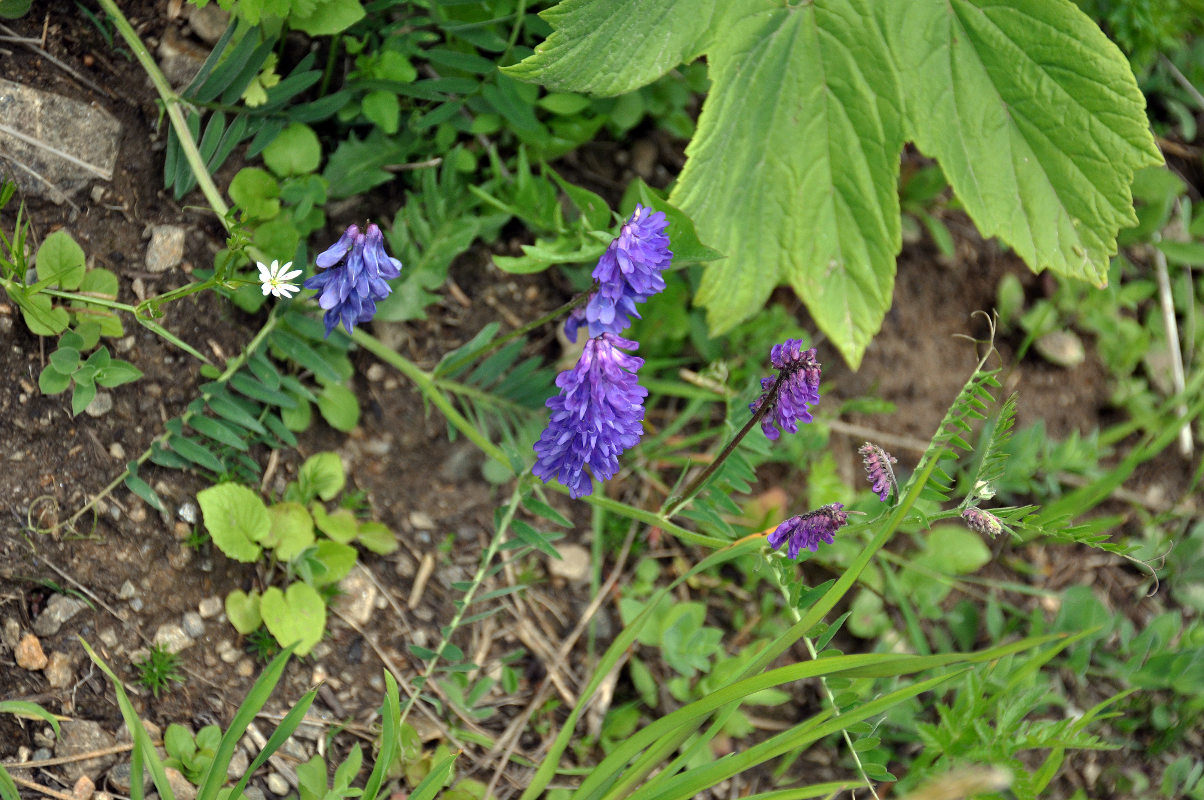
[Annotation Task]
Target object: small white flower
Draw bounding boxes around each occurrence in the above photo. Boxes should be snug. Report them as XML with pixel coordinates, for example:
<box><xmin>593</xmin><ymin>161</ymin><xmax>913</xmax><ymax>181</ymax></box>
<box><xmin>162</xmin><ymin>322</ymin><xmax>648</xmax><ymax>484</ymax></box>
<box><xmin>257</xmin><ymin>260</ymin><xmax>302</xmax><ymax>299</ymax></box>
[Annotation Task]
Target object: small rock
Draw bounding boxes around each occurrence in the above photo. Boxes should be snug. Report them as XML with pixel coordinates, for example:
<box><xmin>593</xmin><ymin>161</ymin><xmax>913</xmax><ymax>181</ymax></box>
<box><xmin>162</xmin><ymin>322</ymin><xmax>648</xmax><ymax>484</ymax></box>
<box><xmin>164</xmin><ymin>768</ymin><xmax>196</xmax><ymax>800</ymax></box>
<box><xmin>365</xmin><ymin>363</ymin><xmax>386</xmax><ymax>382</ymax></box>
<box><xmin>182</xmin><ymin>612</ymin><xmax>205</xmax><ymax>638</ymax></box>
<box><xmin>106</xmin><ymin>762</ymin><xmax>147</xmax><ymax>795</ymax></box>
<box><xmin>153</xmin><ymin>623</ymin><xmax>192</xmax><ymax>654</ymax></box>
<box><xmin>243</xmin><ymin>786</ymin><xmax>266</xmax><ymax>800</ymax></box>
<box><xmin>94</xmin><ymin>793</ymin><xmax>113</xmax><ymax>800</ymax></box>
<box><xmin>236</xmin><ymin>658</ymin><xmax>254</xmax><ymax>678</ymax></box>
<box><xmin>84</xmin><ymin>391</ymin><xmax>114</xmax><ymax>418</ymax></box>
<box><xmin>334</xmin><ymin>570</ymin><xmax>377</xmax><ymax>626</ymax></box>
<box><xmin>438</xmin><ymin>443</ymin><xmax>481</xmax><ymax>484</ymax></box>
<box><xmin>118</xmin><ymin>581</ymin><xmax>138</xmax><ymax>600</ymax></box>
<box><xmin>409</xmin><ymin>511</ymin><xmax>436</xmax><ymax>530</ymax></box>
<box><xmin>129</xmin><ymin>598</ymin><xmax>144</xmax><ymax>612</ymax></box>
<box><xmin>32</xmin><ymin>748</ymin><xmax>52</xmax><ymax>762</ymax></box>
<box><xmin>177</xmin><ymin>502</ymin><xmax>198</xmax><ymax>525</ymax></box>
<box><xmin>72</xmin><ymin>774</ymin><xmax>95</xmax><ymax>800</ymax></box>
<box><xmin>33</xmin><ymin>727</ymin><xmax>55</xmax><ymax>748</ymax></box>
<box><xmin>33</xmin><ymin>593</ymin><xmax>90</xmax><ymax>636</ymax></box>
<box><xmin>167</xmin><ymin>545</ymin><xmax>194</xmax><ymax>571</ymax></box>
<box><xmin>2</xmin><ymin>616</ymin><xmax>20</xmax><ymax>649</ymax></box>
<box><xmin>548</xmin><ymin>544</ymin><xmax>591</xmax><ymax>583</ymax></box>
<box><xmin>98</xmin><ymin>627</ymin><xmax>119</xmax><ymax>649</ymax></box>
<box><xmin>115</xmin><ymin>335</ymin><xmax>136</xmax><ymax>354</ymax></box>
<box><xmin>265</xmin><ymin>773</ymin><xmax>289</xmax><ymax>796</ymax></box>
<box><xmin>1034</xmin><ymin>330</ymin><xmax>1085</xmax><ymax>368</ymax></box>
<box><xmin>16</xmin><ymin>633</ymin><xmax>48</xmax><ymax>670</ymax></box>
<box><xmin>630</xmin><ymin>138</ymin><xmax>658</xmax><ymax>180</ymax></box>
<box><xmin>145</xmin><ymin>225</ymin><xmax>186</xmax><ymax>273</ymax></box>
<box><xmin>198</xmin><ymin>596</ymin><xmax>222</xmax><ymax>619</ymax></box>
<box><xmin>109</xmin><ymin>443</ymin><xmax>125</xmax><ymax>460</ymax></box>
<box><xmin>45</xmin><ymin>651</ymin><xmax>74</xmax><ymax>688</ymax></box>
<box><xmin>56</xmin><ymin>721</ymin><xmax>118</xmax><ymax>782</ymax></box>
<box><xmin>186</xmin><ymin>3</ymin><xmax>229</xmax><ymax>44</ymax></box>
<box><xmin>226</xmin><ymin>749</ymin><xmax>249</xmax><ymax>782</ymax></box>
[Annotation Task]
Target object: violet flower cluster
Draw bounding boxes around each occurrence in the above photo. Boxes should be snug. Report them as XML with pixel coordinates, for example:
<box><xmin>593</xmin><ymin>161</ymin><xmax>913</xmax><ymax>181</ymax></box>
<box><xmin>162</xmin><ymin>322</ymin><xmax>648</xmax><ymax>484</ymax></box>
<box><xmin>768</xmin><ymin>503</ymin><xmax>849</xmax><ymax>560</ymax></box>
<box><xmin>962</xmin><ymin>507</ymin><xmax>1003</xmax><ymax>538</ymax></box>
<box><xmin>534</xmin><ymin>206</ymin><xmax>673</xmax><ymax>498</ymax></box>
<box><xmin>564</xmin><ymin>204</ymin><xmax>672</xmax><ymax>342</ymax></box>
<box><xmin>750</xmin><ymin>339</ymin><xmax>822</xmax><ymax>441</ymax></box>
<box><xmin>532</xmin><ymin>334</ymin><xmax>648</xmax><ymax>499</ymax></box>
<box><xmin>304</xmin><ymin>223</ymin><xmax>402</xmax><ymax>337</ymax></box>
<box><xmin>859</xmin><ymin>442</ymin><xmax>898</xmax><ymax>501</ymax></box>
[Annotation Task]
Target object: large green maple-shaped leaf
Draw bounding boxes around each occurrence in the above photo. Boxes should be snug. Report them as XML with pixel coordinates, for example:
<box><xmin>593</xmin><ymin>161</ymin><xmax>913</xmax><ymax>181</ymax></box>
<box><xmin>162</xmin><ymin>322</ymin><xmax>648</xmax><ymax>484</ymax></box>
<box><xmin>508</xmin><ymin>0</ymin><xmax>1160</xmax><ymax>366</ymax></box>
<box><xmin>887</xmin><ymin>0</ymin><xmax>1162</xmax><ymax>287</ymax></box>
<box><xmin>673</xmin><ymin>0</ymin><xmax>903</xmax><ymax>366</ymax></box>
<box><xmin>502</xmin><ymin>0</ymin><xmax>718</xmax><ymax>96</ymax></box>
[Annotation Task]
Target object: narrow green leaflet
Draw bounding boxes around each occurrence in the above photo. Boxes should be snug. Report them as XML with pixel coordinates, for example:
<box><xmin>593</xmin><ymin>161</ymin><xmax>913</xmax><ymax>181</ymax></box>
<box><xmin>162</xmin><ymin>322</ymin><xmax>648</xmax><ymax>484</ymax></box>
<box><xmin>674</xmin><ymin>0</ymin><xmax>903</xmax><ymax>367</ymax></box>
<box><xmin>886</xmin><ymin>0</ymin><xmax>1162</xmax><ymax>286</ymax></box>
<box><xmin>503</xmin><ymin>0</ymin><xmax>717</xmax><ymax>96</ymax></box>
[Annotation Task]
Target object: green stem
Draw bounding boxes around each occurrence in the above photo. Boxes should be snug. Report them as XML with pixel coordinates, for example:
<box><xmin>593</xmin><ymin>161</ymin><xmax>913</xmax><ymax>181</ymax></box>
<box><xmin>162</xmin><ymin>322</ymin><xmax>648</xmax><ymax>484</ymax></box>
<box><xmin>438</xmin><ymin>289</ymin><xmax>592</xmax><ymax>378</ymax></box>
<box><xmin>96</xmin><ymin>0</ymin><xmax>231</xmax><ymax>228</ymax></box>
<box><xmin>350</xmin><ymin>328</ymin><xmax>510</xmax><ymax>467</ymax></box>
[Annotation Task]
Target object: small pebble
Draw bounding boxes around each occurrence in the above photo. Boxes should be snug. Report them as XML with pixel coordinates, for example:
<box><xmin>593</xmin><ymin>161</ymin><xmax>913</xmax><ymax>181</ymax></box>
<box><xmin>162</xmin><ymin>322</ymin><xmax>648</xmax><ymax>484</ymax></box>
<box><xmin>118</xmin><ymin>581</ymin><xmax>137</xmax><ymax>600</ymax></box>
<box><xmin>197</xmin><ymin>596</ymin><xmax>222</xmax><ymax>619</ymax></box>
<box><xmin>226</xmin><ymin>749</ymin><xmax>249</xmax><ymax>781</ymax></box>
<box><xmin>164</xmin><ymin>767</ymin><xmax>196</xmax><ymax>800</ymax></box>
<box><xmin>98</xmin><ymin>627</ymin><xmax>119</xmax><ymax>648</ymax></box>
<box><xmin>145</xmin><ymin>225</ymin><xmax>186</xmax><ymax>273</ymax></box>
<box><xmin>365</xmin><ymin>363</ymin><xmax>385</xmax><ymax>382</ymax></box>
<box><xmin>72</xmin><ymin>774</ymin><xmax>95</xmax><ymax>800</ymax></box>
<box><xmin>548</xmin><ymin>544</ymin><xmax>591</xmax><ymax>583</ymax></box>
<box><xmin>129</xmin><ymin>598</ymin><xmax>143</xmax><ymax>612</ymax></box>
<box><xmin>16</xmin><ymin>633</ymin><xmax>48</xmax><ymax>670</ymax></box>
<box><xmin>182</xmin><ymin>612</ymin><xmax>204</xmax><ymax>638</ymax></box>
<box><xmin>153</xmin><ymin>623</ymin><xmax>192</xmax><ymax>654</ymax></box>
<box><xmin>84</xmin><ymin>392</ymin><xmax>114</xmax><ymax>418</ymax></box>
<box><xmin>109</xmin><ymin>443</ymin><xmax>125</xmax><ymax>460</ymax></box>
<box><xmin>236</xmin><ymin>658</ymin><xmax>254</xmax><ymax>677</ymax></box>
<box><xmin>32</xmin><ymin>748</ymin><xmax>52</xmax><ymax>762</ymax></box>
<box><xmin>243</xmin><ymin>786</ymin><xmax>266</xmax><ymax>800</ymax></box>
<box><xmin>409</xmin><ymin>511</ymin><xmax>435</xmax><ymax>530</ymax></box>
<box><xmin>44</xmin><ymin>651</ymin><xmax>74</xmax><ymax>688</ymax></box>
<box><xmin>265</xmin><ymin>773</ymin><xmax>289</xmax><ymax>796</ymax></box>
<box><xmin>177</xmin><ymin>502</ymin><xmax>198</xmax><ymax>525</ymax></box>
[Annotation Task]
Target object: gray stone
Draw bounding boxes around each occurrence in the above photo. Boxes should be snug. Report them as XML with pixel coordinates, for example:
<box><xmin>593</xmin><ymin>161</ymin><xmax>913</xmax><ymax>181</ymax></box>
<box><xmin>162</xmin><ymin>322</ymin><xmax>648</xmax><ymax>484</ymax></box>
<box><xmin>33</xmin><ymin>594</ymin><xmax>90</xmax><ymax>636</ymax></box>
<box><xmin>129</xmin><ymin>597</ymin><xmax>144</xmax><ymax>612</ymax></box>
<box><xmin>187</xmin><ymin>3</ymin><xmax>230</xmax><ymax>44</ymax></box>
<box><xmin>0</xmin><ymin>78</ymin><xmax>122</xmax><ymax>202</ymax></box>
<box><xmin>145</xmin><ymin>225</ymin><xmax>186</xmax><ymax>272</ymax></box>
<box><xmin>438</xmin><ymin>443</ymin><xmax>481</xmax><ymax>483</ymax></box>
<box><xmin>45</xmin><ymin>651</ymin><xmax>74</xmax><ymax>688</ymax></box>
<box><xmin>109</xmin><ymin>442</ymin><xmax>125</xmax><ymax>460</ymax></box>
<box><xmin>152</xmin><ymin>623</ymin><xmax>192</xmax><ymax>654</ymax></box>
<box><xmin>226</xmin><ymin>749</ymin><xmax>249</xmax><ymax>782</ymax></box>
<box><xmin>106</xmin><ymin>762</ymin><xmax>148</xmax><ymax>795</ymax></box>
<box><xmin>177</xmin><ymin>502</ymin><xmax>198</xmax><ymax>525</ymax></box>
<box><xmin>265</xmin><ymin>773</ymin><xmax>289</xmax><ymax>796</ymax></box>
<box><xmin>157</xmin><ymin>29</ymin><xmax>206</xmax><ymax>87</ymax></box>
<box><xmin>409</xmin><ymin>511</ymin><xmax>436</xmax><ymax>530</ymax></box>
<box><xmin>56</xmin><ymin>721</ymin><xmax>117</xmax><ymax>782</ymax></box>
<box><xmin>118</xmin><ymin>581</ymin><xmax>137</xmax><ymax>600</ymax></box>
<box><xmin>84</xmin><ymin>392</ymin><xmax>114</xmax><ymax>418</ymax></box>
<box><xmin>32</xmin><ymin>748</ymin><xmax>52</xmax><ymax>762</ymax></box>
<box><xmin>198</xmin><ymin>596</ymin><xmax>222</xmax><ymax>619</ymax></box>
<box><xmin>548</xmin><ymin>544</ymin><xmax>591</xmax><ymax>583</ymax></box>
<box><xmin>97</xmin><ymin>627</ymin><xmax>119</xmax><ymax>649</ymax></box>
<box><xmin>334</xmin><ymin>570</ymin><xmax>377</xmax><ymax>626</ymax></box>
<box><xmin>182</xmin><ymin>612</ymin><xmax>205</xmax><ymax>638</ymax></box>
<box><xmin>1</xmin><ymin>616</ymin><xmax>19</xmax><ymax>650</ymax></box>
<box><xmin>1034</xmin><ymin>330</ymin><xmax>1085</xmax><ymax>368</ymax></box>
<box><xmin>243</xmin><ymin>787</ymin><xmax>266</xmax><ymax>800</ymax></box>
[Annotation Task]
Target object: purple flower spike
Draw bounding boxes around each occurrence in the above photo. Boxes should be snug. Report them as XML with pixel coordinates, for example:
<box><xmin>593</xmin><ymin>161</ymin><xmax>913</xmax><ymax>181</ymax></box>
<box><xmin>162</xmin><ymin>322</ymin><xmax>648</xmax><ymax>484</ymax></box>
<box><xmin>568</xmin><ymin>205</ymin><xmax>673</xmax><ymax>341</ymax></box>
<box><xmin>533</xmin><ymin>333</ymin><xmax>648</xmax><ymax>499</ymax></box>
<box><xmin>750</xmin><ymin>339</ymin><xmax>822</xmax><ymax>440</ymax></box>
<box><xmin>962</xmin><ymin>507</ymin><xmax>1003</xmax><ymax>538</ymax></box>
<box><xmin>767</xmin><ymin>503</ymin><xmax>848</xmax><ymax>560</ymax></box>
<box><xmin>859</xmin><ymin>442</ymin><xmax>898</xmax><ymax>501</ymax></box>
<box><xmin>304</xmin><ymin>223</ymin><xmax>403</xmax><ymax>337</ymax></box>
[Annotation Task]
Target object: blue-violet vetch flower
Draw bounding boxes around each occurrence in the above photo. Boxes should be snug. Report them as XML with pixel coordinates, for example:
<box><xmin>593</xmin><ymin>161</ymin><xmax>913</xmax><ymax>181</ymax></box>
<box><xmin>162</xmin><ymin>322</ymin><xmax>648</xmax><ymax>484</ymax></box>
<box><xmin>565</xmin><ymin>204</ymin><xmax>672</xmax><ymax>341</ymax></box>
<box><xmin>303</xmin><ymin>223</ymin><xmax>402</xmax><ymax>337</ymax></box>
<box><xmin>533</xmin><ymin>333</ymin><xmax>648</xmax><ymax>499</ymax></box>
<box><xmin>258</xmin><ymin>260</ymin><xmax>302</xmax><ymax>299</ymax></box>
<box><xmin>750</xmin><ymin>339</ymin><xmax>822</xmax><ymax>440</ymax></box>
<box><xmin>768</xmin><ymin>503</ymin><xmax>848</xmax><ymax>560</ymax></box>
<box><xmin>859</xmin><ymin>442</ymin><xmax>898</xmax><ymax>501</ymax></box>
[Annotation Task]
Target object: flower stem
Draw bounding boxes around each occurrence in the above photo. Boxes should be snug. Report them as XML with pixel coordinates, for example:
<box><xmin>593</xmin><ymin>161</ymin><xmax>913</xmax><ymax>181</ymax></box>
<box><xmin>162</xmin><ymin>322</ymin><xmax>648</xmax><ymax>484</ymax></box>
<box><xmin>662</xmin><ymin>375</ymin><xmax>783</xmax><ymax>518</ymax></box>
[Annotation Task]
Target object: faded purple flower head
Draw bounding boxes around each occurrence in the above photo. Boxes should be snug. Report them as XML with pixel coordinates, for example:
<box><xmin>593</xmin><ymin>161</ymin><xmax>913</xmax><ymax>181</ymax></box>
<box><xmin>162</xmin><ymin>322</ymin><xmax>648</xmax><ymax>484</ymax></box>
<box><xmin>750</xmin><ymin>339</ymin><xmax>822</xmax><ymax>440</ymax></box>
<box><xmin>768</xmin><ymin>503</ymin><xmax>848</xmax><ymax>559</ymax></box>
<box><xmin>303</xmin><ymin>223</ymin><xmax>402</xmax><ymax>337</ymax></box>
<box><xmin>962</xmin><ymin>507</ymin><xmax>1003</xmax><ymax>538</ymax></box>
<box><xmin>567</xmin><ymin>204</ymin><xmax>672</xmax><ymax>341</ymax></box>
<box><xmin>533</xmin><ymin>333</ymin><xmax>648</xmax><ymax>499</ymax></box>
<box><xmin>859</xmin><ymin>442</ymin><xmax>898</xmax><ymax>501</ymax></box>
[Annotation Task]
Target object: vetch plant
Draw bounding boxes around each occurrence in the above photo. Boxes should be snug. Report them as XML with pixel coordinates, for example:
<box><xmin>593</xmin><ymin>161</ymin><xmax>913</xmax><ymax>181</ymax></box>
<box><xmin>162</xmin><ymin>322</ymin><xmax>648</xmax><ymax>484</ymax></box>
<box><xmin>305</xmin><ymin>223</ymin><xmax>403</xmax><ymax>336</ymax></box>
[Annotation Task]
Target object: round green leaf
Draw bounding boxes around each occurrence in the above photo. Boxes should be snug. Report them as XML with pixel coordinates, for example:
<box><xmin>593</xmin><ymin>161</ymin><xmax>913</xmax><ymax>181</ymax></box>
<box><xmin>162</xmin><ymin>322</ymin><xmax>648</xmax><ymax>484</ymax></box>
<box><xmin>311</xmin><ymin>540</ymin><xmax>357</xmax><ymax>586</ymax></box>
<box><xmin>260</xmin><ymin>583</ymin><xmax>326</xmax><ymax>656</ymax></box>
<box><xmin>224</xmin><ymin>590</ymin><xmax>262</xmax><ymax>634</ymax></box>
<box><xmin>38</xmin><ymin>364</ymin><xmax>72</xmax><ymax>395</ymax></box>
<box><xmin>361</xmin><ymin>90</ymin><xmax>400</xmax><ymax>135</ymax></box>
<box><xmin>312</xmin><ymin>504</ymin><xmax>358</xmax><ymax>544</ymax></box>
<box><xmin>300</xmin><ymin>452</ymin><xmax>345</xmax><ymax>501</ymax></box>
<box><xmin>37</xmin><ymin>230</ymin><xmax>86</xmax><ymax>289</ymax></box>
<box><xmin>356</xmin><ymin>521</ymin><xmax>398</xmax><ymax>554</ymax></box>
<box><xmin>197</xmin><ymin>483</ymin><xmax>270</xmax><ymax>563</ymax></box>
<box><xmin>262</xmin><ymin>123</ymin><xmax>322</xmax><ymax>177</ymax></box>
<box><xmin>228</xmin><ymin>167</ymin><xmax>280</xmax><ymax>220</ymax></box>
<box><xmin>924</xmin><ymin>525</ymin><xmax>991</xmax><ymax>575</ymax></box>
<box><xmin>267</xmin><ymin>502</ymin><xmax>316</xmax><ymax>561</ymax></box>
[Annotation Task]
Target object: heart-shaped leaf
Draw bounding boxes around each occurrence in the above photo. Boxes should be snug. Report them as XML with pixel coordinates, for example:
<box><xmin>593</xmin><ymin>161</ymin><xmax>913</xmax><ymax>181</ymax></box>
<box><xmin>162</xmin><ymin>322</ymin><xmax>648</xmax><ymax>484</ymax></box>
<box><xmin>225</xmin><ymin>590</ymin><xmax>262</xmax><ymax>634</ymax></box>
<box><xmin>260</xmin><ymin>583</ymin><xmax>326</xmax><ymax>656</ymax></box>
<box><xmin>197</xmin><ymin>483</ymin><xmax>270</xmax><ymax>562</ymax></box>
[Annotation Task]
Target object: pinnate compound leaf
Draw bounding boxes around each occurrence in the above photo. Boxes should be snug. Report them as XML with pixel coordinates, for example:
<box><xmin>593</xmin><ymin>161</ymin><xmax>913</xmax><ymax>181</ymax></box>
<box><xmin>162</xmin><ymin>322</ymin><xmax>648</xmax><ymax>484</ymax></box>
<box><xmin>673</xmin><ymin>0</ymin><xmax>904</xmax><ymax>368</ymax></box>
<box><xmin>503</xmin><ymin>0</ymin><xmax>717</xmax><ymax>96</ymax></box>
<box><xmin>198</xmin><ymin>483</ymin><xmax>270</xmax><ymax>562</ymax></box>
<box><xmin>886</xmin><ymin>0</ymin><xmax>1162</xmax><ymax>287</ymax></box>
